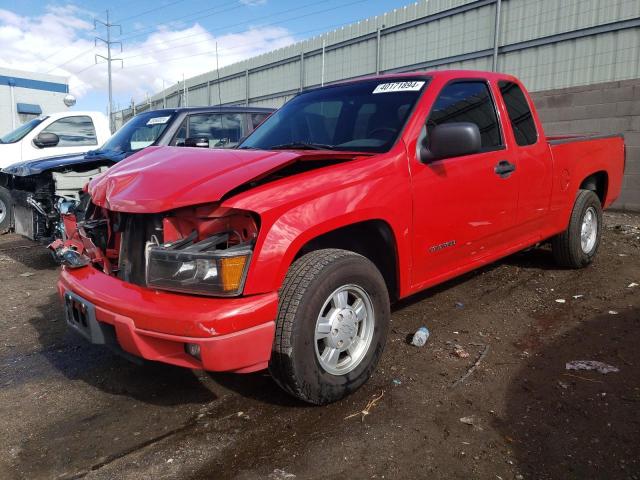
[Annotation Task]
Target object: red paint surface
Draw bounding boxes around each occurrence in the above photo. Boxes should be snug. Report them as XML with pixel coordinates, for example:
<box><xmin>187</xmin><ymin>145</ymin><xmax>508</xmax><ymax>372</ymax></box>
<box><xmin>60</xmin><ymin>70</ymin><xmax>626</xmax><ymax>372</ymax></box>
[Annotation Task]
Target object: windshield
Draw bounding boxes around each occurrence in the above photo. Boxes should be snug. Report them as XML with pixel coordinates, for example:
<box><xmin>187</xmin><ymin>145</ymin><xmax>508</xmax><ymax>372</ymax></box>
<box><xmin>0</xmin><ymin>117</ymin><xmax>46</xmax><ymax>144</ymax></box>
<box><xmin>239</xmin><ymin>78</ymin><xmax>428</xmax><ymax>153</ymax></box>
<box><xmin>101</xmin><ymin>111</ymin><xmax>175</xmax><ymax>153</ymax></box>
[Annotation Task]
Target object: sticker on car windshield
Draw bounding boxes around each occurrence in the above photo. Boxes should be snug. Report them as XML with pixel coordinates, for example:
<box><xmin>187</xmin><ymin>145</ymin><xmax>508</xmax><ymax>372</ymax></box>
<box><xmin>146</xmin><ymin>116</ymin><xmax>171</xmax><ymax>126</ymax></box>
<box><xmin>373</xmin><ymin>81</ymin><xmax>425</xmax><ymax>94</ymax></box>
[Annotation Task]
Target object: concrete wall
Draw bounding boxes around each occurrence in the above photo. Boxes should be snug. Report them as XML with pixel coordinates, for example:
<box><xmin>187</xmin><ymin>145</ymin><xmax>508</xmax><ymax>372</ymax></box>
<box><xmin>531</xmin><ymin>79</ymin><xmax>640</xmax><ymax>211</ymax></box>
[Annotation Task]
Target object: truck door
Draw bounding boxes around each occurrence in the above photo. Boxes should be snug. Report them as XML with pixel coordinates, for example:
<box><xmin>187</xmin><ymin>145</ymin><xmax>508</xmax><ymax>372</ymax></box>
<box><xmin>410</xmin><ymin>80</ymin><xmax>519</xmax><ymax>286</ymax></box>
<box><xmin>497</xmin><ymin>80</ymin><xmax>552</xmax><ymax>230</ymax></box>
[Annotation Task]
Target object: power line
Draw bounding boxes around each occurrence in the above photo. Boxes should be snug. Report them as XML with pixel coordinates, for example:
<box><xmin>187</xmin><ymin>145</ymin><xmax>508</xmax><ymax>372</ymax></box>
<box><xmin>113</xmin><ymin>0</ymin><xmax>187</xmax><ymax>24</ymax></box>
<box><xmin>118</xmin><ymin>0</ymin><xmax>358</xmax><ymax>63</ymax></box>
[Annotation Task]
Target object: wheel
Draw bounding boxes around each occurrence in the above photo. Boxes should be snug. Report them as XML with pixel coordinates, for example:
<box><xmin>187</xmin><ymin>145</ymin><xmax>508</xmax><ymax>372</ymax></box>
<box><xmin>270</xmin><ymin>249</ymin><xmax>390</xmax><ymax>405</ymax></box>
<box><xmin>551</xmin><ymin>189</ymin><xmax>603</xmax><ymax>268</ymax></box>
<box><xmin>0</xmin><ymin>187</ymin><xmax>13</xmax><ymax>234</ymax></box>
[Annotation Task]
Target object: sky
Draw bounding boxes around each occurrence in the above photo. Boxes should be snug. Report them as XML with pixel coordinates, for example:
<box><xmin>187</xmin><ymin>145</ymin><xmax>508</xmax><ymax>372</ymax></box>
<box><xmin>0</xmin><ymin>0</ymin><xmax>412</xmax><ymax>113</ymax></box>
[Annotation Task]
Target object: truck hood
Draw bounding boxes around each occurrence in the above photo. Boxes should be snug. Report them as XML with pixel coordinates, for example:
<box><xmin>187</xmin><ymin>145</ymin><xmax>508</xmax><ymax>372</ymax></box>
<box><xmin>89</xmin><ymin>146</ymin><xmax>357</xmax><ymax>213</ymax></box>
<box><xmin>2</xmin><ymin>149</ymin><xmax>127</xmax><ymax>176</ymax></box>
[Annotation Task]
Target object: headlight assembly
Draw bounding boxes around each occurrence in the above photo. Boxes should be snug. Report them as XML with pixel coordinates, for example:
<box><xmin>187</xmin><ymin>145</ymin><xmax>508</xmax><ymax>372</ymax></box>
<box><xmin>146</xmin><ymin>231</ymin><xmax>252</xmax><ymax>297</ymax></box>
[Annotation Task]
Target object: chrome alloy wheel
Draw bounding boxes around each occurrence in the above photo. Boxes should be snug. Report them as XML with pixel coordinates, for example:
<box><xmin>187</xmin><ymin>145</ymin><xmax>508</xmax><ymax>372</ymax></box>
<box><xmin>314</xmin><ymin>284</ymin><xmax>375</xmax><ymax>376</ymax></box>
<box><xmin>580</xmin><ymin>206</ymin><xmax>598</xmax><ymax>254</ymax></box>
<box><xmin>0</xmin><ymin>197</ymin><xmax>6</xmax><ymax>225</ymax></box>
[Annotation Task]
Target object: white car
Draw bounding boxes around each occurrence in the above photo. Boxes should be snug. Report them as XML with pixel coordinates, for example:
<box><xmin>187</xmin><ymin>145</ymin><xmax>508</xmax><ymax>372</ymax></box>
<box><xmin>0</xmin><ymin>112</ymin><xmax>111</xmax><ymax>169</ymax></box>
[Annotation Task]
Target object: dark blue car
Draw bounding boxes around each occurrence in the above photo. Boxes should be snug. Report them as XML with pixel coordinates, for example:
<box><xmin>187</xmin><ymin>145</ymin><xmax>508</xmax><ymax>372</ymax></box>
<box><xmin>0</xmin><ymin>106</ymin><xmax>273</xmax><ymax>241</ymax></box>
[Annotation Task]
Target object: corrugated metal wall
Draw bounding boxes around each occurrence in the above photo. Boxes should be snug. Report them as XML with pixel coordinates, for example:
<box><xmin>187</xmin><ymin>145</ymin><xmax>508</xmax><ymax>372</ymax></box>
<box><xmin>115</xmin><ymin>0</ymin><xmax>640</xmax><ymax>125</ymax></box>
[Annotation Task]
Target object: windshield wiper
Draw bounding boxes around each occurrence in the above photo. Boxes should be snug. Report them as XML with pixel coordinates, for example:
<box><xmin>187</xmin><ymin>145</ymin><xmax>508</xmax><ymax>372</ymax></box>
<box><xmin>269</xmin><ymin>142</ymin><xmax>336</xmax><ymax>151</ymax></box>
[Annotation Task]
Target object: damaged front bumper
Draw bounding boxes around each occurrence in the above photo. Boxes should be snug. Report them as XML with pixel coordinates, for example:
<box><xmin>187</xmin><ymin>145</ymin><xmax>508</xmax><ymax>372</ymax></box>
<box><xmin>58</xmin><ymin>265</ymin><xmax>278</xmax><ymax>373</ymax></box>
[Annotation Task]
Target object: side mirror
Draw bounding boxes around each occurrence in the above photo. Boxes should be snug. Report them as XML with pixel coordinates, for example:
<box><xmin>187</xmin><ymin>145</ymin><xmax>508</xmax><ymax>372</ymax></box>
<box><xmin>183</xmin><ymin>137</ymin><xmax>210</xmax><ymax>148</ymax></box>
<box><xmin>419</xmin><ymin>122</ymin><xmax>481</xmax><ymax>162</ymax></box>
<box><xmin>33</xmin><ymin>132</ymin><xmax>60</xmax><ymax>149</ymax></box>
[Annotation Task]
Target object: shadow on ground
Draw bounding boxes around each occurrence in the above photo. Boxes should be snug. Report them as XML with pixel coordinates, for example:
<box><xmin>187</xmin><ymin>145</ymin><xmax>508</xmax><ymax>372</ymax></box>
<box><xmin>497</xmin><ymin>307</ymin><xmax>640</xmax><ymax>479</ymax></box>
<box><xmin>27</xmin><ymin>292</ymin><xmax>216</xmax><ymax>407</ymax></box>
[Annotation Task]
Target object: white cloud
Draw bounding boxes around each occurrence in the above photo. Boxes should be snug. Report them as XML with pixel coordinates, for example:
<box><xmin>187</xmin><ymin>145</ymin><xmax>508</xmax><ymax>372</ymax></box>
<box><xmin>0</xmin><ymin>3</ymin><xmax>295</xmax><ymax>105</ymax></box>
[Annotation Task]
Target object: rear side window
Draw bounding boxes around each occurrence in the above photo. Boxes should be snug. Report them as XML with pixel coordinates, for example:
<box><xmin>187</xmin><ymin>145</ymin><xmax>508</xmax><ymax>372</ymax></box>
<box><xmin>42</xmin><ymin>116</ymin><xmax>97</xmax><ymax>146</ymax></box>
<box><xmin>427</xmin><ymin>81</ymin><xmax>502</xmax><ymax>150</ymax></box>
<box><xmin>498</xmin><ymin>81</ymin><xmax>538</xmax><ymax>146</ymax></box>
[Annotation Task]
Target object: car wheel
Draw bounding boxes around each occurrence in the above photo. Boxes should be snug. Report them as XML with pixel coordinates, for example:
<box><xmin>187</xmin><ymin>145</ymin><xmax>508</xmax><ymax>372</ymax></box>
<box><xmin>551</xmin><ymin>189</ymin><xmax>603</xmax><ymax>268</ymax></box>
<box><xmin>269</xmin><ymin>248</ymin><xmax>390</xmax><ymax>405</ymax></box>
<box><xmin>0</xmin><ymin>187</ymin><xmax>13</xmax><ymax>234</ymax></box>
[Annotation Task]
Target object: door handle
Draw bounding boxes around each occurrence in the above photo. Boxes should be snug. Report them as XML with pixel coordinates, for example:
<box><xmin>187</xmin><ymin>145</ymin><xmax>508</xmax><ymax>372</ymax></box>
<box><xmin>494</xmin><ymin>160</ymin><xmax>516</xmax><ymax>178</ymax></box>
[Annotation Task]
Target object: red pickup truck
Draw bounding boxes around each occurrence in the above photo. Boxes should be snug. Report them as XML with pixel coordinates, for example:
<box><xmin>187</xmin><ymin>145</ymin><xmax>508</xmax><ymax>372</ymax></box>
<box><xmin>54</xmin><ymin>70</ymin><xmax>625</xmax><ymax>404</ymax></box>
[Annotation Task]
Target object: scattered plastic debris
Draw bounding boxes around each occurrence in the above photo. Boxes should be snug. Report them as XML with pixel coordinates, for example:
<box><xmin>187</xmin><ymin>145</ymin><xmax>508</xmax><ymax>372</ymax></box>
<box><xmin>392</xmin><ymin>379</ymin><xmax>402</xmax><ymax>386</ymax></box>
<box><xmin>411</xmin><ymin>326</ymin><xmax>430</xmax><ymax>347</ymax></box>
<box><xmin>608</xmin><ymin>310</ymin><xmax>619</xmax><ymax>315</ymax></box>
<box><xmin>269</xmin><ymin>469</ymin><xmax>297</xmax><ymax>479</ymax></box>
<box><xmin>572</xmin><ymin>294</ymin><xmax>584</xmax><ymax>299</ymax></box>
<box><xmin>555</xmin><ymin>299</ymin><xmax>566</xmax><ymax>304</ymax></box>
<box><xmin>455</xmin><ymin>301</ymin><xmax>465</xmax><ymax>309</ymax></box>
<box><xmin>628</xmin><ymin>282</ymin><xmax>638</xmax><ymax>288</ymax></box>
<box><xmin>459</xmin><ymin>416</ymin><xmax>476</xmax><ymax>425</ymax></box>
<box><xmin>566</xmin><ymin>360</ymin><xmax>619</xmax><ymax>374</ymax></box>
<box><xmin>19</xmin><ymin>272</ymin><xmax>34</xmax><ymax>277</ymax></box>
<box><xmin>166</xmin><ymin>458</ymin><xmax>174</xmax><ymax>464</ymax></box>
<box><xmin>558</xmin><ymin>381</ymin><xmax>570</xmax><ymax>389</ymax></box>
<box><xmin>453</xmin><ymin>344</ymin><xmax>470</xmax><ymax>358</ymax></box>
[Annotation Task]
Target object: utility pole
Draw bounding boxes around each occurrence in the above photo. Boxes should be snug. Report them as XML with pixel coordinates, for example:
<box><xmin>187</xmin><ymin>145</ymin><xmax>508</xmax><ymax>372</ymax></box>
<box><xmin>95</xmin><ymin>10</ymin><xmax>123</xmax><ymax>133</ymax></box>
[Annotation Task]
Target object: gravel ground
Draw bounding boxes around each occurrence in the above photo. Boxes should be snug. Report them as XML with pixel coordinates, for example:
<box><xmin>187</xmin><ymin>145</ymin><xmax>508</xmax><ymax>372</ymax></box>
<box><xmin>1</xmin><ymin>212</ymin><xmax>639</xmax><ymax>480</ymax></box>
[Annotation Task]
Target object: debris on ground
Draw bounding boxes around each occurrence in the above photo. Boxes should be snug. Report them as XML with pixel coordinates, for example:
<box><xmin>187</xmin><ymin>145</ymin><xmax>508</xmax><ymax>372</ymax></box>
<box><xmin>455</xmin><ymin>301</ymin><xmax>465</xmax><ymax>309</ymax></box>
<box><xmin>459</xmin><ymin>416</ymin><xmax>477</xmax><ymax>425</ymax></box>
<box><xmin>453</xmin><ymin>344</ymin><xmax>470</xmax><ymax>358</ymax></box>
<box><xmin>572</xmin><ymin>294</ymin><xmax>584</xmax><ymax>299</ymax></box>
<box><xmin>452</xmin><ymin>344</ymin><xmax>490</xmax><ymax>387</ymax></box>
<box><xmin>19</xmin><ymin>272</ymin><xmax>34</xmax><ymax>277</ymax></box>
<box><xmin>558</xmin><ymin>381</ymin><xmax>570</xmax><ymax>389</ymax></box>
<box><xmin>411</xmin><ymin>326</ymin><xmax>430</xmax><ymax>347</ymax></box>
<box><xmin>566</xmin><ymin>360</ymin><xmax>620</xmax><ymax>374</ymax></box>
<box><xmin>345</xmin><ymin>391</ymin><xmax>384</xmax><ymax>421</ymax></box>
<box><xmin>608</xmin><ymin>310</ymin><xmax>619</xmax><ymax>315</ymax></box>
<box><xmin>268</xmin><ymin>469</ymin><xmax>297</xmax><ymax>479</ymax></box>
<box><xmin>555</xmin><ymin>299</ymin><xmax>566</xmax><ymax>304</ymax></box>
<box><xmin>628</xmin><ymin>282</ymin><xmax>638</xmax><ymax>288</ymax></box>
<box><xmin>392</xmin><ymin>379</ymin><xmax>402</xmax><ymax>386</ymax></box>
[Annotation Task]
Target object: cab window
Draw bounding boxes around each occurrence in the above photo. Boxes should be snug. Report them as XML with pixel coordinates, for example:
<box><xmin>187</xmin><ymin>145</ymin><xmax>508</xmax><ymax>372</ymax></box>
<box><xmin>427</xmin><ymin>81</ymin><xmax>502</xmax><ymax>151</ymax></box>
<box><xmin>173</xmin><ymin>113</ymin><xmax>244</xmax><ymax>148</ymax></box>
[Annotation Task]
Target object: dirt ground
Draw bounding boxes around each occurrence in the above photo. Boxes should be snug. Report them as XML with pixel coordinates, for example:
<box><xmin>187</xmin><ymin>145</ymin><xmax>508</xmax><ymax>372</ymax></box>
<box><xmin>1</xmin><ymin>212</ymin><xmax>639</xmax><ymax>480</ymax></box>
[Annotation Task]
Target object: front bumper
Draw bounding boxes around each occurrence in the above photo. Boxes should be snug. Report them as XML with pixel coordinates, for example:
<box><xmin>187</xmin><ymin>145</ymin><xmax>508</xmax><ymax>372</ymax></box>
<box><xmin>58</xmin><ymin>265</ymin><xmax>278</xmax><ymax>373</ymax></box>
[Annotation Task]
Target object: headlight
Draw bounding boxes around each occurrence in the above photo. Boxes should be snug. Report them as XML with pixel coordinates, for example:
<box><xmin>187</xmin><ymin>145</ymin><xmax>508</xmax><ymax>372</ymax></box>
<box><xmin>146</xmin><ymin>231</ymin><xmax>252</xmax><ymax>297</ymax></box>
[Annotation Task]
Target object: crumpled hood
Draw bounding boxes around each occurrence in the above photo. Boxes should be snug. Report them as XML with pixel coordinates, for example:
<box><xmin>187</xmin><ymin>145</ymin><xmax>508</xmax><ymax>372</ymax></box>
<box><xmin>2</xmin><ymin>149</ymin><xmax>126</xmax><ymax>176</ymax></box>
<box><xmin>88</xmin><ymin>146</ymin><xmax>353</xmax><ymax>213</ymax></box>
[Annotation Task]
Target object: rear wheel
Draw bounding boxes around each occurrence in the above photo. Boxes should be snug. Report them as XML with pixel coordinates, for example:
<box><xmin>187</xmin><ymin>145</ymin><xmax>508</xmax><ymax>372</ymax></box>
<box><xmin>551</xmin><ymin>189</ymin><xmax>603</xmax><ymax>268</ymax></box>
<box><xmin>270</xmin><ymin>249</ymin><xmax>390</xmax><ymax>405</ymax></box>
<box><xmin>0</xmin><ymin>187</ymin><xmax>13</xmax><ymax>234</ymax></box>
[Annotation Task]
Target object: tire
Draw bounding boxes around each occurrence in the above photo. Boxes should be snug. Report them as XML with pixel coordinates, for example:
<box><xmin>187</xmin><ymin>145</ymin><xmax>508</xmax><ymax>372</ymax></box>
<box><xmin>551</xmin><ymin>189</ymin><xmax>603</xmax><ymax>268</ymax></box>
<box><xmin>269</xmin><ymin>248</ymin><xmax>390</xmax><ymax>405</ymax></box>
<box><xmin>0</xmin><ymin>186</ymin><xmax>13</xmax><ymax>235</ymax></box>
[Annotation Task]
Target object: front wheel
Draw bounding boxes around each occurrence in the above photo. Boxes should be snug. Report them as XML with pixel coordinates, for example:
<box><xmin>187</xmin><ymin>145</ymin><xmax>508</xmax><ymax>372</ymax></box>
<box><xmin>551</xmin><ymin>189</ymin><xmax>603</xmax><ymax>268</ymax></box>
<box><xmin>0</xmin><ymin>187</ymin><xmax>13</xmax><ymax>234</ymax></box>
<box><xmin>269</xmin><ymin>249</ymin><xmax>390</xmax><ymax>405</ymax></box>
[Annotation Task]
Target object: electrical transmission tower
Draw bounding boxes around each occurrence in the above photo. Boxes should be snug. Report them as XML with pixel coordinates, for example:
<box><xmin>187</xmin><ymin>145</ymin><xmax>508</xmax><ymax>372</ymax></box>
<box><xmin>95</xmin><ymin>10</ymin><xmax>123</xmax><ymax>133</ymax></box>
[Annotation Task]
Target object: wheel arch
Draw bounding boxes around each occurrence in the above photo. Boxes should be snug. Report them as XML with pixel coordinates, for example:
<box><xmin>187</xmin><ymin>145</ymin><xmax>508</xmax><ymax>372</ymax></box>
<box><xmin>294</xmin><ymin>219</ymin><xmax>400</xmax><ymax>302</ymax></box>
<box><xmin>579</xmin><ymin>170</ymin><xmax>608</xmax><ymax>205</ymax></box>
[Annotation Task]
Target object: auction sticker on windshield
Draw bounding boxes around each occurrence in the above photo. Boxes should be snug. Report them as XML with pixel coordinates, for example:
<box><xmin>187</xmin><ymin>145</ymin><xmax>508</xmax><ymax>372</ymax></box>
<box><xmin>373</xmin><ymin>81</ymin><xmax>425</xmax><ymax>94</ymax></box>
<box><xmin>147</xmin><ymin>116</ymin><xmax>171</xmax><ymax>126</ymax></box>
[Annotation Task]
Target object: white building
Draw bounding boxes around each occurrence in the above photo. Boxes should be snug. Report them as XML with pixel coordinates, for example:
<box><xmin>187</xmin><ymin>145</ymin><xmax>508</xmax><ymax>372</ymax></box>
<box><xmin>0</xmin><ymin>67</ymin><xmax>71</xmax><ymax>135</ymax></box>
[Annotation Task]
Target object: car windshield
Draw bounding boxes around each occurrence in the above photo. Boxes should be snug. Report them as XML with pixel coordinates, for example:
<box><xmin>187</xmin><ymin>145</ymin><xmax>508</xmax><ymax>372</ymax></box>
<box><xmin>239</xmin><ymin>78</ymin><xmax>428</xmax><ymax>153</ymax></box>
<box><xmin>0</xmin><ymin>117</ymin><xmax>47</xmax><ymax>144</ymax></box>
<box><xmin>100</xmin><ymin>111</ymin><xmax>175</xmax><ymax>154</ymax></box>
